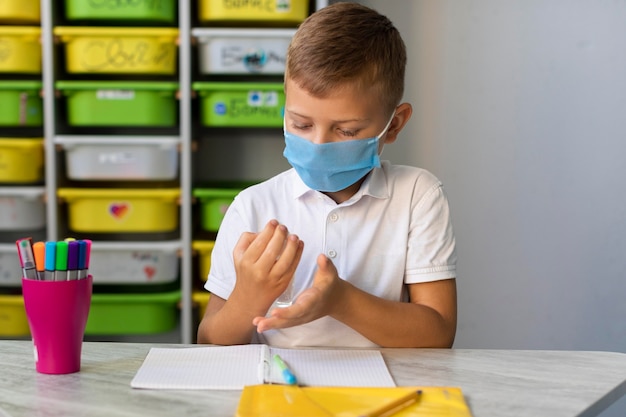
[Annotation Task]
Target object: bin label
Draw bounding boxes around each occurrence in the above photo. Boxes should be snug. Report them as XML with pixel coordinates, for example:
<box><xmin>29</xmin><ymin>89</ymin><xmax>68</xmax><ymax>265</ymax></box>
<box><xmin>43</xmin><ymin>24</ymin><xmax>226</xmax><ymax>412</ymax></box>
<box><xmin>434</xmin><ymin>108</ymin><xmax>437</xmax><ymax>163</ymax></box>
<box><xmin>97</xmin><ymin>90</ymin><xmax>135</xmax><ymax>100</ymax></box>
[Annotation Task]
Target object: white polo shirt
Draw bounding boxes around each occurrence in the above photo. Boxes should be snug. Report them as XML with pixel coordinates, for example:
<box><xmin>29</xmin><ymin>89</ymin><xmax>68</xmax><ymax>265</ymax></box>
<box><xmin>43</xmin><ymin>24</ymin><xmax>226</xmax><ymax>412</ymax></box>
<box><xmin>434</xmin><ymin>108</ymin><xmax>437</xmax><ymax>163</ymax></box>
<box><xmin>205</xmin><ymin>161</ymin><xmax>456</xmax><ymax>348</ymax></box>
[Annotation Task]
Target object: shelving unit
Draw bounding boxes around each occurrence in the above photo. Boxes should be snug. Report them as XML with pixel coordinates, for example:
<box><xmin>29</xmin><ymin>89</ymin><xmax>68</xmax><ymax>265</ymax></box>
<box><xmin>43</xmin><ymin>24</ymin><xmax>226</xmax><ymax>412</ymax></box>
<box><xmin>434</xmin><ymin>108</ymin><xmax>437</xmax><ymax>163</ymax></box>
<box><xmin>1</xmin><ymin>0</ymin><xmax>328</xmax><ymax>344</ymax></box>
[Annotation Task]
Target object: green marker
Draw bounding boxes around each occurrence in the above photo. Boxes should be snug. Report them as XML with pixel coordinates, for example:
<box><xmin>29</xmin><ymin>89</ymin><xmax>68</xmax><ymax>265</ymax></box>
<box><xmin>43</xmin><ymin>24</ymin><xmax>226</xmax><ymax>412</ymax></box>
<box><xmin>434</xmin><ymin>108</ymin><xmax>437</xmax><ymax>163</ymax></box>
<box><xmin>55</xmin><ymin>241</ymin><xmax>69</xmax><ymax>281</ymax></box>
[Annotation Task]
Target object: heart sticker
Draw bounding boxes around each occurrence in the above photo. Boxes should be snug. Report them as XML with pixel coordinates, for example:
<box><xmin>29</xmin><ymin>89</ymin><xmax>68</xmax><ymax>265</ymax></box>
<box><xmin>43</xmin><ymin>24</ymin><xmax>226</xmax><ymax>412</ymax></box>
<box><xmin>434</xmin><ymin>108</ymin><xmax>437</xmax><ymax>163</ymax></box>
<box><xmin>109</xmin><ymin>203</ymin><xmax>130</xmax><ymax>220</ymax></box>
<box><xmin>144</xmin><ymin>266</ymin><xmax>156</xmax><ymax>280</ymax></box>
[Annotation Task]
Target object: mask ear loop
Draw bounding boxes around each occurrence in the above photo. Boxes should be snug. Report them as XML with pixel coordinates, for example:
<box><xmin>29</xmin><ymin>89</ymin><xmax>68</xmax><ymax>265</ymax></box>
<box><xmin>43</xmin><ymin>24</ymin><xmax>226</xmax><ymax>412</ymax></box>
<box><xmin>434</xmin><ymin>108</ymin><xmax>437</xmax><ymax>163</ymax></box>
<box><xmin>377</xmin><ymin>112</ymin><xmax>397</xmax><ymax>140</ymax></box>
<box><xmin>377</xmin><ymin>112</ymin><xmax>397</xmax><ymax>158</ymax></box>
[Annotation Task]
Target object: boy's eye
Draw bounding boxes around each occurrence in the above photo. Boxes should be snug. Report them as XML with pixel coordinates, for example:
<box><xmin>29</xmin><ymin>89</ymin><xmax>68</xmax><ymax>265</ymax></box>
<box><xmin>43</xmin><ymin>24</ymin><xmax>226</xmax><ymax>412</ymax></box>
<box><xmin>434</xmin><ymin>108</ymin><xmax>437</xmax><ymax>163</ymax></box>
<box><xmin>339</xmin><ymin>129</ymin><xmax>358</xmax><ymax>137</ymax></box>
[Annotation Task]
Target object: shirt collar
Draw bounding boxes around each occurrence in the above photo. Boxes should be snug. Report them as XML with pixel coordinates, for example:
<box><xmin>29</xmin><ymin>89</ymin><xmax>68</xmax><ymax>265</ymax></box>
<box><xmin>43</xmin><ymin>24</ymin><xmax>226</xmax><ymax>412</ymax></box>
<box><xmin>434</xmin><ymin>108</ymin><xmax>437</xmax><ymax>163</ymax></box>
<box><xmin>290</xmin><ymin>161</ymin><xmax>390</xmax><ymax>201</ymax></box>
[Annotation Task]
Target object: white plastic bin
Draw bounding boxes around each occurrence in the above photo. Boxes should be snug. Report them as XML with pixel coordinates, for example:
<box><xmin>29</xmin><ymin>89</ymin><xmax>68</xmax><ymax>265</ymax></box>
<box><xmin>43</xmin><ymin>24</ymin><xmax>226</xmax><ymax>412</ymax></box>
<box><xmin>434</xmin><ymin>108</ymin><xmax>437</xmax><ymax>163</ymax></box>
<box><xmin>56</xmin><ymin>136</ymin><xmax>180</xmax><ymax>181</ymax></box>
<box><xmin>0</xmin><ymin>243</ymin><xmax>21</xmax><ymax>287</ymax></box>
<box><xmin>0</xmin><ymin>187</ymin><xmax>45</xmax><ymax>231</ymax></box>
<box><xmin>89</xmin><ymin>241</ymin><xmax>180</xmax><ymax>285</ymax></box>
<box><xmin>192</xmin><ymin>28</ymin><xmax>295</xmax><ymax>75</ymax></box>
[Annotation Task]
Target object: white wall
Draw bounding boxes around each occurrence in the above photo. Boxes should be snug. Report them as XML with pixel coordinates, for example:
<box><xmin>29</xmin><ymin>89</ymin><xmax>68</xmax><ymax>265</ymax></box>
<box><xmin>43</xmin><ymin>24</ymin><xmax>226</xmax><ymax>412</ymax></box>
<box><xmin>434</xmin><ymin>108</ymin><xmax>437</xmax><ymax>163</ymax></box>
<box><xmin>356</xmin><ymin>1</ymin><xmax>626</xmax><ymax>415</ymax></box>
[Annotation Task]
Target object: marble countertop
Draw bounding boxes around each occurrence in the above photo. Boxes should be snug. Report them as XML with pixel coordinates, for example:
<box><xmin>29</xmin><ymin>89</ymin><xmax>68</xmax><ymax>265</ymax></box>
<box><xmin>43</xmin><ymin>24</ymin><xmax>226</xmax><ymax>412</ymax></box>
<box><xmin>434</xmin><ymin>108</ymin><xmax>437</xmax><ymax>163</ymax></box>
<box><xmin>1</xmin><ymin>340</ymin><xmax>625</xmax><ymax>417</ymax></box>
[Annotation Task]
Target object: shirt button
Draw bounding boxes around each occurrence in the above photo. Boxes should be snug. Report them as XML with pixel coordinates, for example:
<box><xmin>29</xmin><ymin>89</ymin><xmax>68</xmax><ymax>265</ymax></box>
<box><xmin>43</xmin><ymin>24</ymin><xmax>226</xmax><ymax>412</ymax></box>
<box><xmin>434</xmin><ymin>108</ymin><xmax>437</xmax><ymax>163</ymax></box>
<box><xmin>329</xmin><ymin>213</ymin><xmax>339</xmax><ymax>222</ymax></box>
<box><xmin>327</xmin><ymin>250</ymin><xmax>337</xmax><ymax>258</ymax></box>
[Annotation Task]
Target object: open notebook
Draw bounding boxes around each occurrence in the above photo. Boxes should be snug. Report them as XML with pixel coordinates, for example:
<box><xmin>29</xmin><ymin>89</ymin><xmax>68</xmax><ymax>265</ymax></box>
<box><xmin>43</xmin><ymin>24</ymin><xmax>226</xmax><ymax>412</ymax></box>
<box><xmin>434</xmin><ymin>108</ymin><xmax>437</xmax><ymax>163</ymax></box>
<box><xmin>130</xmin><ymin>344</ymin><xmax>395</xmax><ymax>390</ymax></box>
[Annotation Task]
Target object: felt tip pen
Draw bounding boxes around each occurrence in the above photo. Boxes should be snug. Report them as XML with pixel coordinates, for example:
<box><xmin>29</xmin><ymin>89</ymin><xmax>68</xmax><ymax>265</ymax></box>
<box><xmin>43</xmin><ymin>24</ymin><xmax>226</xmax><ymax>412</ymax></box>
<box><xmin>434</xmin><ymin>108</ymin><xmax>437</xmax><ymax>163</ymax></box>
<box><xmin>44</xmin><ymin>241</ymin><xmax>56</xmax><ymax>281</ymax></box>
<box><xmin>67</xmin><ymin>241</ymin><xmax>79</xmax><ymax>280</ymax></box>
<box><xmin>77</xmin><ymin>240</ymin><xmax>87</xmax><ymax>279</ymax></box>
<box><xmin>33</xmin><ymin>241</ymin><xmax>45</xmax><ymax>281</ymax></box>
<box><xmin>272</xmin><ymin>354</ymin><xmax>297</xmax><ymax>386</ymax></box>
<box><xmin>78</xmin><ymin>239</ymin><xmax>91</xmax><ymax>280</ymax></box>
<box><xmin>359</xmin><ymin>389</ymin><xmax>423</xmax><ymax>417</ymax></box>
<box><xmin>16</xmin><ymin>238</ymin><xmax>37</xmax><ymax>280</ymax></box>
<box><xmin>55</xmin><ymin>241</ymin><xmax>69</xmax><ymax>281</ymax></box>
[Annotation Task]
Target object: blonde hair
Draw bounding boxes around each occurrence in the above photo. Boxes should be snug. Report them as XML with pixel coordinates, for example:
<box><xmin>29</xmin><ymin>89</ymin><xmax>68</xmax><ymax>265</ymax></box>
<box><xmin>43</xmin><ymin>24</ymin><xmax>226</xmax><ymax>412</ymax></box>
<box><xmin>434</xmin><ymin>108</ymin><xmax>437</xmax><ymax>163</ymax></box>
<box><xmin>285</xmin><ymin>2</ymin><xmax>406</xmax><ymax>113</ymax></box>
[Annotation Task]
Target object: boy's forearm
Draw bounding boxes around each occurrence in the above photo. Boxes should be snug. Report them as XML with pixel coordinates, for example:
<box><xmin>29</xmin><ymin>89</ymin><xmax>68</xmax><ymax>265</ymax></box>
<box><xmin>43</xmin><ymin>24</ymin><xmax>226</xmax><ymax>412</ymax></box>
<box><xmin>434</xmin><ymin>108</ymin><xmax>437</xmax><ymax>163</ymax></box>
<box><xmin>197</xmin><ymin>291</ymin><xmax>272</xmax><ymax>345</ymax></box>
<box><xmin>330</xmin><ymin>280</ymin><xmax>457</xmax><ymax>348</ymax></box>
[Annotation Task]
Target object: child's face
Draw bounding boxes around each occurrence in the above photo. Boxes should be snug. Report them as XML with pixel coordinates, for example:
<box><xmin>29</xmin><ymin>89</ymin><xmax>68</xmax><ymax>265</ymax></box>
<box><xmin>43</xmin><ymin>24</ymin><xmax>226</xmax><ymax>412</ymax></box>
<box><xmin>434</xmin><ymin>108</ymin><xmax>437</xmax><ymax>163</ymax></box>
<box><xmin>284</xmin><ymin>78</ymin><xmax>395</xmax><ymax>151</ymax></box>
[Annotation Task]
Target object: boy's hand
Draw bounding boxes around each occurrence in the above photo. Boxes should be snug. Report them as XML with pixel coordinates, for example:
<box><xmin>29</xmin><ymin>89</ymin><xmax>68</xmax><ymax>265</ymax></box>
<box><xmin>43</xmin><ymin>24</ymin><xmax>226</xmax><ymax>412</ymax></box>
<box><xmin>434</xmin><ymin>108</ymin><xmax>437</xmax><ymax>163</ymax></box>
<box><xmin>231</xmin><ymin>220</ymin><xmax>304</xmax><ymax>311</ymax></box>
<box><xmin>253</xmin><ymin>254</ymin><xmax>343</xmax><ymax>332</ymax></box>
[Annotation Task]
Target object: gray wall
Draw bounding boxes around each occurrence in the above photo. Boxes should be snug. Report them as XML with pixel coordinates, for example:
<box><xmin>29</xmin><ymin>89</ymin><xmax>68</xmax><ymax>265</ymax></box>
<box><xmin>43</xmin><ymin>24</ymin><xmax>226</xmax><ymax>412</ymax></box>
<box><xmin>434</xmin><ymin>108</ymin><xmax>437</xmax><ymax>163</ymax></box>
<box><xmin>356</xmin><ymin>1</ymin><xmax>626</xmax><ymax>415</ymax></box>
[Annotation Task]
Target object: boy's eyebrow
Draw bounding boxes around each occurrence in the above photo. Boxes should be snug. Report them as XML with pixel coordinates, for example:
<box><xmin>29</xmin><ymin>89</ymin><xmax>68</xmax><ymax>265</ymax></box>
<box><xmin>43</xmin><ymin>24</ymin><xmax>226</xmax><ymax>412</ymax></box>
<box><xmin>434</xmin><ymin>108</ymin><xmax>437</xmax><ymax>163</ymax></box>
<box><xmin>286</xmin><ymin>110</ymin><xmax>370</xmax><ymax>124</ymax></box>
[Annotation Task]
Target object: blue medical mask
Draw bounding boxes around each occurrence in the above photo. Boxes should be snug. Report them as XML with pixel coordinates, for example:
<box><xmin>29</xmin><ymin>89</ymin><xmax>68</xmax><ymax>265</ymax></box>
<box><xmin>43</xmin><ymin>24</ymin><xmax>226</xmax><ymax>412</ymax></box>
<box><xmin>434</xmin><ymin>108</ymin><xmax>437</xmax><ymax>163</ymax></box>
<box><xmin>283</xmin><ymin>115</ymin><xmax>395</xmax><ymax>192</ymax></box>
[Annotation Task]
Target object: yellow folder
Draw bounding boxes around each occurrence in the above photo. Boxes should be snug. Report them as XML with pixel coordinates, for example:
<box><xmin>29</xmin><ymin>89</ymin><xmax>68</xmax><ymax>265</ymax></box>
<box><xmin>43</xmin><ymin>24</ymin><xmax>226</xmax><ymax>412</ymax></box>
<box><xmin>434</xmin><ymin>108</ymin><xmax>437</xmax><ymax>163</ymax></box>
<box><xmin>236</xmin><ymin>385</ymin><xmax>473</xmax><ymax>417</ymax></box>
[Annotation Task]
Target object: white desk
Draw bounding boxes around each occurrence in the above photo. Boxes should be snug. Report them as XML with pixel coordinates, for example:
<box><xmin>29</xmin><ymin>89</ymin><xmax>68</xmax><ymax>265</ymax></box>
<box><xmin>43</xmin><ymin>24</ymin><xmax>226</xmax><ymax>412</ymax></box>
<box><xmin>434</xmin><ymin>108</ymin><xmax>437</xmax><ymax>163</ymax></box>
<box><xmin>0</xmin><ymin>340</ymin><xmax>625</xmax><ymax>416</ymax></box>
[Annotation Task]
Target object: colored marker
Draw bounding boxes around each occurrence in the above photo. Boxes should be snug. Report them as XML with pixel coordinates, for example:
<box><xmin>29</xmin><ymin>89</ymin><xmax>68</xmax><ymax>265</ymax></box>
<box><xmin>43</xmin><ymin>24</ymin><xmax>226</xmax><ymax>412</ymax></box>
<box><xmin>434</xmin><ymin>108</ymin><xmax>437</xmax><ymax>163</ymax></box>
<box><xmin>360</xmin><ymin>389</ymin><xmax>422</xmax><ymax>417</ymax></box>
<box><xmin>272</xmin><ymin>354</ymin><xmax>297</xmax><ymax>385</ymax></box>
<box><xmin>44</xmin><ymin>241</ymin><xmax>56</xmax><ymax>281</ymax></box>
<box><xmin>77</xmin><ymin>240</ymin><xmax>87</xmax><ymax>279</ymax></box>
<box><xmin>55</xmin><ymin>241</ymin><xmax>69</xmax><ymax>281</ymax></box>
<box><xmin>33</xmin><ymin>241</ymin><xmax>45</xmax><ymax>281</ymax></box>
<box><xmin>67</xmin><ymin>241</ymin><xmax>79</xmax><ymax>280</ymax></box>
<box><xmin>16</xmin><ymin>238</ymin><xmax>37</xmax><ymax>280</ymax></box>
<box><xmin>82</xmin><ymin>239</ymin><xmax>92</xmax><ymax>279</ymax></box>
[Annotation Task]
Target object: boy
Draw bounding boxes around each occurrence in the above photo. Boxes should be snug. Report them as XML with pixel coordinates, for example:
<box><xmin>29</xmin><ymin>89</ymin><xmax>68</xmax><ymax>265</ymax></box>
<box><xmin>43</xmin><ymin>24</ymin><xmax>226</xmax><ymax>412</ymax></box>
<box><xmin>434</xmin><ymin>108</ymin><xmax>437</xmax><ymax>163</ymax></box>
<box><xmin>197</xmin><ymin>2</ymin><xmax>457</xmax><ymax>348</ymax></box>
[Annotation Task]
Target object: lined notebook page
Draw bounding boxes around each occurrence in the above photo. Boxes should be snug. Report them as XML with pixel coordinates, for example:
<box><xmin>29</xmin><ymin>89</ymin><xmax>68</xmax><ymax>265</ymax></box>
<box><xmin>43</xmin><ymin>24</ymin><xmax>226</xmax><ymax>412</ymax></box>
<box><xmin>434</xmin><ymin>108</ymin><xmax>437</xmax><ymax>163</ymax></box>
<box><xmin>131</xmin><ymin>345</ymin><xmax>395</xmax><ymax>390</ymax></box>
<box><xmin>131</xmin><ymin>345</ymin><xmax>263</xmax><ymax>389</ymax></box>
<box><xmin>269</xmin><ymin>348</ymin><xmax>395</xmax><ymax>387</ymax></box>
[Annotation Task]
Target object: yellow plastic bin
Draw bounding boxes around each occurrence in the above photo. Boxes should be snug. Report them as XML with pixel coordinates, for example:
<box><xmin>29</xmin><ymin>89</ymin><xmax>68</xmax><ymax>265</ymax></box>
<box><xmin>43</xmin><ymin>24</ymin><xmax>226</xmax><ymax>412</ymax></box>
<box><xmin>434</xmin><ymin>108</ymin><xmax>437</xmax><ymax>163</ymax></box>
<box><xmin>57</xmin><ymin>188</ymin><xmax>180</xmax><ymax>233</ymax></box>
<box><xmin>0</xmin><ymin>0</ymin><xmax>40</xmax><ymax>23</ymax></box>
<box><xmin>192</xmin><ymin>291</ymin><xmax>211</xmax><ymax>322</ymax></box>
<box><xmin>198</xmin><ymin>0</ymin><xmax>308</xmax><ymax>26</ymax></box>
<box><xmin>0</xmin><ymin>138</ymin><xmax>44</xmax><ymax>183</ymax></box>
<box><xmin>54</xmin><ymin>27</ymin><xmax>179</xmax><ymax>74</ymax></box>
<box><xmin>193</xmin><ymin>240</ymin><xmax>215</xmax><ymax>281</ymax></box>
<box><xmin>0</xmin><ymin>295</ymin><xmax>30</xmax><ymax>337</ymax></box>
<box><xmin>0</xmin><ymin>26</ymin><xmax>41</xmax><ymax>73</ymax></box>
<box><xmin>86</xmin><ymin>290</ymin><xmax>181</xmax><ymax>335</ymax></box>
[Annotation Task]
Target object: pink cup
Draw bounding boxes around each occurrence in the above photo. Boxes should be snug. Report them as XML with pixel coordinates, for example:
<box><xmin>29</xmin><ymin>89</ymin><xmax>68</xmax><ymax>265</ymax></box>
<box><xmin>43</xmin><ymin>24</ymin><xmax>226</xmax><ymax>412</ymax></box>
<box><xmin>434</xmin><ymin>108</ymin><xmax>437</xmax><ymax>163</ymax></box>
<box><xmin>22</xmin><ymin>275</ymin><xmax>93</xmax><ymax>374</ymax></box>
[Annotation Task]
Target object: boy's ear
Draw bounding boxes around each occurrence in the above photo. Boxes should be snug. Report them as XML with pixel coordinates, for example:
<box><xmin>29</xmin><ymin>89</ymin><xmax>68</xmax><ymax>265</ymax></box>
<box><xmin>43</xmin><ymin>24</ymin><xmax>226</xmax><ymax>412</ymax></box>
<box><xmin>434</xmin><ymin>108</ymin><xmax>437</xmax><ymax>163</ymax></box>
<box><xmin>384</xmin><ymin>103</ymin><xmax>413</xmax><ymax>144</ymax></box>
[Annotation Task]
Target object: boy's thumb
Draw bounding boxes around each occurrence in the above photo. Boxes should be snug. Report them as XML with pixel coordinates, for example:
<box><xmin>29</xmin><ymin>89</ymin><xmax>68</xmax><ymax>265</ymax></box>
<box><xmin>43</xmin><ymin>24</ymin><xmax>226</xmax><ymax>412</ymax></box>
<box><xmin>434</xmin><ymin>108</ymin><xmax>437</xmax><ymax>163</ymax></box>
<box><xmin>316</xmin><ymin>254</ymin><xmax>337</xmax><ymax>276</ymax></box>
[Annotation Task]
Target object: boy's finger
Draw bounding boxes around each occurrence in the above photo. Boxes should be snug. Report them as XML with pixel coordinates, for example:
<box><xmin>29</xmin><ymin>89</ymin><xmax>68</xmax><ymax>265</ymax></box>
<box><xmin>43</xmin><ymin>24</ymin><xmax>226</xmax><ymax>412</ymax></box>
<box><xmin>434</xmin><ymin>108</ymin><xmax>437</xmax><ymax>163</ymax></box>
<box><xmin>257</xmin><ymin>223</ymin><xmax>291</xmax><ymax>266</ymax></box>
<box><xmin>233</xmin><ymin>232</ymin><xmax>258</xmax><ymax>261</ymax></box>
<box><xmin>243</xmin><ymin>219</ymin><xmax>280</xmax><ymax>262</ymax></box>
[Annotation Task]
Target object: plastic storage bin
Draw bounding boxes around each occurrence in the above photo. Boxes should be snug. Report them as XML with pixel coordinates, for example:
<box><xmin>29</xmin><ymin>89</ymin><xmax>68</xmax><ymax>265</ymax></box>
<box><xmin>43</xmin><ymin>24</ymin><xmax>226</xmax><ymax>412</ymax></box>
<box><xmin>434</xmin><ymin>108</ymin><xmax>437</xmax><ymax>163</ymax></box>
<box><xmin>0</xmin><ymin>295</ymin><xmax>30</xmax><ymax>336</ymax></box>
<box><xmin>198</xmin><ymin>0</ymin><xmax>308</xmax><ymax>26</ymax></box>
<box><xmin>192</xmin><ymin>291</ymin><xmax>211</xmax><ymax>322</ymax></box>
<box><xmin>64</xmin><ymin>0</ymin><xmax>176</xmax><ymax>24</ymax></box>
<box><xmin>192</xmin><ymin>28</ymin><xmax>295</xmax><ymax>75</ymax></box>
<box><xmin>193</xmin><ymin>82</ymin><xmax>284</xmax><ymax>127</ymax></box>
<box><xmin>54</xmin><ymin>27</ymin><xmax>179</xmax><ymax>74</ymax></box>
<box><xmin>193</xmin><ymin>186</ymin><xmax>244</xmax><ymax>232</ymax></box>
<box><xmin>193</xmin><ymin>240</ymin><xmax>215</xmax><ymax>281</ymax></box>
<box><xmin>56</xmin><ymin>136</ymin><xmax>179</xmax><ymax>181</ymax></box>
<box><xmin>56</xmin><ymin>81</ymin><xmax>178</xmax><ymax>127</ymax></box>
<box><xmin>0</xmin><ymin>187</ymin><xmax>45</xmax><ymax>232</ymax></box>
<box><xmin>57</xmin><ymin>188</ymin><xmax>180</xmax><ymax>233</ymax></box>
<box><xmin>89</xmin><ymin>241</ymin><xmax>180</xmax><ymax>285</ymax></box>
<box><xmin>0</xmin><ymin>26</ymin><xmax>41</xmax><ymax>73</ymax></box>
<box><xmin>0</xmin><ymin>0</ymin><xmax>40</xmax><ymax>23</ymax></box>
<box><xmin>0</xmin><ymin>81</ymin><xmax>43</xmax><ymax>126</ymax></box>
<box><xmin>0</xmin><ymin>243</ymin><xmax>22</xmax><ymax>287</ymax></box>
<box><xmin>86</xmin><ymin>290</ymin><xmax>180</xmax><ymax>335</ymax></box>
<box><xmin>0</xmin><ymin>138</ymin><xmax>44</xmax><ymax>183</ymax></box>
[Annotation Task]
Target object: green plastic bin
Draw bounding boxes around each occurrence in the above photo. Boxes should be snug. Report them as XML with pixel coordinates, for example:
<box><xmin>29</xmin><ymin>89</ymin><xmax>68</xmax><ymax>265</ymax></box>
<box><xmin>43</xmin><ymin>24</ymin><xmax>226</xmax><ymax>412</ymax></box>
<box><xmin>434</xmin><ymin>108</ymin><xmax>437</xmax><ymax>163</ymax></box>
<box><xmin>85</xmin><ymin>290</ymin><xmax>180</xmax><ymax>335</ymax></box>
<box><xmin>194</xmin><ymin>186</ymin><xmax>247</xmax><ymax>232</ymax></box>
<box><xmin>0</xmin><ymin>81</ymin><xmax>42</xmax><ymax>126</ymax></box>
<box><xmin>64</xmin><ymin>0</ymin><xmax>176</xmax><ymax>23</ymax></box>
<box><xmin>193</xmin><ymin>82</ymin><xmax>284</xmax><ymax>127</ymax></box>
<box><xmin>56</xmin><ymin>81</ymin><xmax>178</xmax><ymax>127</ymax></box>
